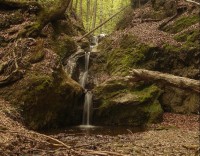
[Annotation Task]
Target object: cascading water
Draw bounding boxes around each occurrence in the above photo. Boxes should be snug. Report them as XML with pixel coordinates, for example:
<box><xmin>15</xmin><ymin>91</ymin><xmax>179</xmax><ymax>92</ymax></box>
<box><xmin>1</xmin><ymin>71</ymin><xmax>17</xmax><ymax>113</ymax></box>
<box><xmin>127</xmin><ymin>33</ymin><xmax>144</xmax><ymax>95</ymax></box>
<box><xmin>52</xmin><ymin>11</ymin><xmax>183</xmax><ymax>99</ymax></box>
<box><xmin>79</xmin><ymin>36</ymin><xmax>99</xmax><ymax>126</ymax></box>
<box><xmin>79</xmin><ymin>51</ymin><xmax>90</xmax><ymax>88</ymax></box>
<box><xmin>82</xmin><ymin>91</ymin><xmax>93</xmax><ymax>125</ymax></box>
<box><xmin>79</xmin><ymin>50</ymin><xmax>93</xmax><ymax>126</ymax></box>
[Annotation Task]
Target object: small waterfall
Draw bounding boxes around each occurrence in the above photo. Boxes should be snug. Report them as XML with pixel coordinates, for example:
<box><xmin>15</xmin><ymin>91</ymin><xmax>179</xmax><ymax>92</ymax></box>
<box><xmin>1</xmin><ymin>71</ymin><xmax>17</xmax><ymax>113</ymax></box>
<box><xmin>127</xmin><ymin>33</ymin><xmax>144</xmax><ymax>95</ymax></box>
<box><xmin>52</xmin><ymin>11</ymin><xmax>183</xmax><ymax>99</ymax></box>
<box><xmin>80</xmin><ymin>36</ymin><xmax>99</xmax><ymax>126</ymax></box>
<box><xmin>82</xmin><ymin>91</ymin><xmax>93</xmax><ymax>125</ymax></box>
<box><xmin>80</xmin><ymin>51</ymin><xmax>92</xmax><ymax>126</ymax></box>
<box><xmin>79</xmin><ymin>52</ymin><xmax>90</xmax><ymax>88</ymax></box>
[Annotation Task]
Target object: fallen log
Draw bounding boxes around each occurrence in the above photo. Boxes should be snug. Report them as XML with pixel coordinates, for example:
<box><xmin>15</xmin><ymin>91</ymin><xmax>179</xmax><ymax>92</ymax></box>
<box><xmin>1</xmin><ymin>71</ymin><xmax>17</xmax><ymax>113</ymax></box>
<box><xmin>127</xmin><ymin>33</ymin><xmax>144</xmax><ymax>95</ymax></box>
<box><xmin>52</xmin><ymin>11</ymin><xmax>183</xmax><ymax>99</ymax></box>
<box><xmin>0</xmin><ymin>0</ymin><xmax>42</xmax><ymax>10</ymax></box>
<box><xmin>129</xmin><ymin>69</ymin><xmax>200</xmax><ymax>93</ymax></box>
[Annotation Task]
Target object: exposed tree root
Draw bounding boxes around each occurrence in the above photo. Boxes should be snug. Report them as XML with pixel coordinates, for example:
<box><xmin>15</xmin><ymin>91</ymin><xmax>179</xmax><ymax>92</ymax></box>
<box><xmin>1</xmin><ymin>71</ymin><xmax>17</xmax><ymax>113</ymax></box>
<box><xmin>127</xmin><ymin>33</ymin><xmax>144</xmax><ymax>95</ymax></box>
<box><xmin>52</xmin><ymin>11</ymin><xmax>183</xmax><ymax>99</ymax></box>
<box><xmin>0</xmin><ymin>70</ymin><xmax>24</xmax><ymax>87</ymax></box>
<box><xmin>0</xmin><ymin>61</ymin><xmax>12</xmax><ymax>74</ymax></box>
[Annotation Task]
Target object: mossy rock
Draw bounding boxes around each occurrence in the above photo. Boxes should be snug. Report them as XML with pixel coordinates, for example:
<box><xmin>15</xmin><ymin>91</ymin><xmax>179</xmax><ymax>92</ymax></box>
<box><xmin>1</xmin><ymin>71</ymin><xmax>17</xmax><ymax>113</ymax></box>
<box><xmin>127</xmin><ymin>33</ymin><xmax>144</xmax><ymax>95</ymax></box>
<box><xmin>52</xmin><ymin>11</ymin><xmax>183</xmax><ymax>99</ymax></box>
<box><xmin>93</xmin><ymin>79</ymin><xmax>163</xmax><ymax>126</ymax></box>
<box><xmin>53</xmin><ymin>35</ymin><xmax>77</xmax><ymax>62</ymax></box>
<box><xmin>162</xmin><ymin>15</ymin><xmax>199</xmax><ymax>34</ymax></box>
<box><xmin>103</xmin><ymin>35</ymin><xmax>151</xmax><ymax>76</ymax></box>
<box><xmin>160</xmin><ymin>86</ymin><xmax>200</xmax><ymax>114</ymax></box>
<box><xmin>19</xmin><ymin>69</ymin><xmax>84</xmax><ymax>130</ymax></box>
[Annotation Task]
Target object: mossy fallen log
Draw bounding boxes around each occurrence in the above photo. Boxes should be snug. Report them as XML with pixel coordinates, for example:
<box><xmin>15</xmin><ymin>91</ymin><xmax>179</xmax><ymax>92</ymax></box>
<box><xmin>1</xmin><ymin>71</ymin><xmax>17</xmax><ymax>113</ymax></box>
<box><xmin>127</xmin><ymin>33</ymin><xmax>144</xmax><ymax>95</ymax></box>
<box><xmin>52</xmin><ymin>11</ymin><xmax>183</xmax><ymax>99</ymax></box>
<box><xmin>130</xmin><ymin>69</ymin><xmax>200</xmax><ymax>93</ymax></box>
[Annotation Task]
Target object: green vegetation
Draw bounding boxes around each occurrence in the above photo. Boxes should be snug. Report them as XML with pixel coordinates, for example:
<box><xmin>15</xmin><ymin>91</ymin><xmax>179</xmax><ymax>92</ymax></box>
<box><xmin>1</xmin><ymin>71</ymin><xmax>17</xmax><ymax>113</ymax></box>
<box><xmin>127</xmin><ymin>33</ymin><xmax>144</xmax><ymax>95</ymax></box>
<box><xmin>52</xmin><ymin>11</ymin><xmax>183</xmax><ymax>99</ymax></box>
<box><xmin>174</xmin><ymin>30</ymin><xmax>199</xmax><ymax>43</ymax></box>
<box><xmin>100</xmin><ymin>35</ymin><xmax>151</xmax><ymax>75</ymax></box>
<box><xmin>53</xmin><ymin>35</ymin><xmax>77</xmax><ymax>61</ymax></box>
<box><xmin>163</xmin><ymin>15</ymin><xmax>199</xmax><ymax>33</ymax></box>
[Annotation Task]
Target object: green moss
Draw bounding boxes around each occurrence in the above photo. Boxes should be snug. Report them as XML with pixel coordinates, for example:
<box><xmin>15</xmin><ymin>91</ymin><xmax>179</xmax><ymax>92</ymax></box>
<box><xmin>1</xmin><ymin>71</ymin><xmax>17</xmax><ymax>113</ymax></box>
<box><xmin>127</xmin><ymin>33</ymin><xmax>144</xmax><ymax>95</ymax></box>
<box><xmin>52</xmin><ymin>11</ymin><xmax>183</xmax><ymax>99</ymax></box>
<box><xmin>119</xmin><ymin>35</ymin><xmax>138</xmax><ymax>49</ymax></box>
<box><xmin>163</xmin><ymin>15</ymin><xmax>199</xmax><ymax>33</ymax></box>
<box><xmin>20</xmin><ymin>70</ymin><xmax>83</xmax><ymax>130</ymax></box>
<box><xmin>134</xmin><ymin>85</ymin><xmax>161</xmax><ymax>103</ymax></box>
<box><xmin>29</xmin><ymin>50</ymin><xmax>45</xmax><ymax>63</ymax></box>
<box><xmin>93</xmin><ymin>83</ymin><xmax>163</xmax><ymax>126</ymax></box>
<box><xmin>163</xmin><ymin>44</ymin><xmax>180</xmax><ymax>53</ymax></box>
<box><xmin>174</xmin><ymin>30</ymin><xmax>199</xmax><ymax>42</ymax></box>
<box><xmin>146</xmin><ymin>100</ymin><xmax>163</xmax><ymax>123</ymax></box>
<box><xmin>54</xmin><ymin>35</ymin><xmax>77</xmax><ymax>61</ymax></box>
<box><xmin>106</xmin><ymin>37</ymin><xmax>150</xmax><ymax>75</ymax></box>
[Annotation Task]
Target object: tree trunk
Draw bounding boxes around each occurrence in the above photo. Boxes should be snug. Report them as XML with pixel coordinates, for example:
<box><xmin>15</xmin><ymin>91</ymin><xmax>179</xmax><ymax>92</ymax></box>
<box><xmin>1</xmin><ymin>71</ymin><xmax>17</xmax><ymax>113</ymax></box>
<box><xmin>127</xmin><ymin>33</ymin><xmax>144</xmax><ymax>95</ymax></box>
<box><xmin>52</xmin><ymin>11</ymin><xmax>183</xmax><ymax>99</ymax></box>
<box><xmin>99</xmin><ymin>0</ymin><xmax>103</xmax><ymax>34</ymax></box>
<box><xmin>92</xmin><ymin>0</ymin><xmax>98</xmax><ymax>32</ymax></box>
<box><xmin>19</xmin><ymin>0</ymin><xmax>72</xmax><ymax>37</ymax></box>
<box><xmin>129</xmin><ymin>69</ymin><xmax>200</xmax><ymax>93</ymax></box>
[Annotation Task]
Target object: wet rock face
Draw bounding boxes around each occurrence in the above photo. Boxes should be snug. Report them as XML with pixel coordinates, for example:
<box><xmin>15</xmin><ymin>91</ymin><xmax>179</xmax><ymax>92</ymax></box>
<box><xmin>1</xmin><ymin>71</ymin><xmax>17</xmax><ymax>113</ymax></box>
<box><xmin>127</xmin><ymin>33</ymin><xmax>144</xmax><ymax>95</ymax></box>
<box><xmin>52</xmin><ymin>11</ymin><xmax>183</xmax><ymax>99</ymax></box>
<box><xmin>93</xmin><ymin>79</ymin><xmax>163</xmax><ymax>126</ymax></box>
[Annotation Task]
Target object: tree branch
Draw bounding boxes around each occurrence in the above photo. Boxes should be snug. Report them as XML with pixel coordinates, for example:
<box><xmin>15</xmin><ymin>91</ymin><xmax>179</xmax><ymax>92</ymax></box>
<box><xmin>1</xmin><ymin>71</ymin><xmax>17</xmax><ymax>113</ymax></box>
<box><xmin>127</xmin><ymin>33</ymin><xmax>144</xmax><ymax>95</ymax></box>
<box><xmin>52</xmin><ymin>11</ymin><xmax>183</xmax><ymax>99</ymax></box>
<box><xmin>185</xmin><ymin>0</ymin><xmax>200</xmax><ymax>5</ymax></box>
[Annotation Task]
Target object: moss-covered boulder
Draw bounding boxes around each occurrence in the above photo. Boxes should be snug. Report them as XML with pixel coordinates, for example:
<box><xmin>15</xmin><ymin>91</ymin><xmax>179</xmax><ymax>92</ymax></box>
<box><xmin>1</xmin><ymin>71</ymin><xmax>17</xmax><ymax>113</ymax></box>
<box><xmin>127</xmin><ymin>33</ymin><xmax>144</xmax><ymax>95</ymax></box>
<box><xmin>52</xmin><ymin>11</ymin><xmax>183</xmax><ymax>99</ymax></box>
<box><xmin>53</xmin><ymin>34</ymin><xmax>78</xmax><ymax>63</ymax></box>
<box><xmin>160</xmin><ymin>86</ymin><xmax>199</xmax><ymax>114</ymax></box>
<box><xmin>93</xmin><ymin>79</ymin><xmax>163</xmax><ymax>126</ymax></box>
<box><xmin>0</xmin><ymin>67</ymin><xmax>84</xmax><ymax>130</ymax></box>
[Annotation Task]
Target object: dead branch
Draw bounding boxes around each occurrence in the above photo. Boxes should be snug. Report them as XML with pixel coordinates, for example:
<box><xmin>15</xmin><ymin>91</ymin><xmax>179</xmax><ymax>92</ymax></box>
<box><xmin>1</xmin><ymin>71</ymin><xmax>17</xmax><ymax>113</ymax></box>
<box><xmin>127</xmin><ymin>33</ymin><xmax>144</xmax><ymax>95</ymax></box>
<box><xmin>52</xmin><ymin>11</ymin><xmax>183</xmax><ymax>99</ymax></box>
<box><xmin>129</xmin><ymin>69</ymin><xmax>200</xmax><ymax>93</ymax></box>
<box><xmin>185</xmin><ymin>0</ymin><xmax>200</xmax><ymax>5</ymax></box>
<box><xmin>0</xmin><ymin>128</ymin><xmax>128</xmax><ymax>156</ymax></box>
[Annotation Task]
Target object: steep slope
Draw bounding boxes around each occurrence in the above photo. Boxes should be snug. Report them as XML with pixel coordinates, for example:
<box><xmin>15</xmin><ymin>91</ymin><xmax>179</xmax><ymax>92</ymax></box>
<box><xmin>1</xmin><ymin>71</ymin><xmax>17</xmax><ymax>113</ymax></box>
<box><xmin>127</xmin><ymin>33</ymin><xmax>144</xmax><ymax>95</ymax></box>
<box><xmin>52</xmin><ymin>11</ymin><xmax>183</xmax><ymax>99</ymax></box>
<box><xmin>0</xmin><ymin>3</ymin><xmax>87</xmax><ymax>130</ymax></box>
<box><xmin>90</xmin><ymin>0</ymin><xmax>199</xmax><ymax>126</ymax></box>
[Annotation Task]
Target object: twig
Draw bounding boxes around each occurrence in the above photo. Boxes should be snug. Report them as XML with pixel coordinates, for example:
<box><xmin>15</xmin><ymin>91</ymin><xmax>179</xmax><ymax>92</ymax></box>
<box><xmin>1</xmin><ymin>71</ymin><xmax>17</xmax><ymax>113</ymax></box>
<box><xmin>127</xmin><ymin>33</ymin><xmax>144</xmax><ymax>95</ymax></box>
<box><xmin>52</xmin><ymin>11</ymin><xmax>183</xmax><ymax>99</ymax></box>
<box><xmin>185</xmin><ymin>0</ymin><xmax>200</xmax><ymax>5</ymax></box>
<box><xmin>127</xmin><ymin>129</ymin><xmax>134</xmax><ymax>135</ymax></box>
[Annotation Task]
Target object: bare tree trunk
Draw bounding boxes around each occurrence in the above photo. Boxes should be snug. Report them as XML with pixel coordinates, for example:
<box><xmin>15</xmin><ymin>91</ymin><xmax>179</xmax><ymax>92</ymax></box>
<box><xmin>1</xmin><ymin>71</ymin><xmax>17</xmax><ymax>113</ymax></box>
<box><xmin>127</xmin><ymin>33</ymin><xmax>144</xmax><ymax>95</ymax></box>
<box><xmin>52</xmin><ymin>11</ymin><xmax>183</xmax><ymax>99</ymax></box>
<box><xmin>86</xmin><ymin>0</ymin><xmax>91</xmax><ymax>31</ymax></box>
<box><xmin>75</xmin><ymin>0</ymin><xmax>78</xmax><ymax>12</ymax></box>
<box><xmin>91</xmin><ymin>0</ymin><xmax>98</xmax><ymax>34</ymax></box>
<box><xmin>99</xmin><ymin>0</ymin><xmax>103</xmax><ymax>34</ymax></box>
<box><xmin>79</xmin><ymin>0</ymin><xmax>82</xmax><ymax>17</ymax></box>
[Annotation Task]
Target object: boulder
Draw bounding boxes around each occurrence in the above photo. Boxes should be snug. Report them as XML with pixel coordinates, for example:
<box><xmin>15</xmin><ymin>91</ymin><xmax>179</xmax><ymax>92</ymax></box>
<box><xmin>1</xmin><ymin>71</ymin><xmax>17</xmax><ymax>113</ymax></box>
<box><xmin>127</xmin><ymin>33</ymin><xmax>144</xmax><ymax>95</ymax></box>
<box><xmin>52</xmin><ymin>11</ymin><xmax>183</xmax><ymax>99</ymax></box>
<box><xmin>161</xmin><ymin>86</ymin><xmax>199</xmax><ymax>114</ymax></box>
<box><xmin>93</xmin><ymin>78</ymin><xmax>163</xmax><ymax>126</ymax></box>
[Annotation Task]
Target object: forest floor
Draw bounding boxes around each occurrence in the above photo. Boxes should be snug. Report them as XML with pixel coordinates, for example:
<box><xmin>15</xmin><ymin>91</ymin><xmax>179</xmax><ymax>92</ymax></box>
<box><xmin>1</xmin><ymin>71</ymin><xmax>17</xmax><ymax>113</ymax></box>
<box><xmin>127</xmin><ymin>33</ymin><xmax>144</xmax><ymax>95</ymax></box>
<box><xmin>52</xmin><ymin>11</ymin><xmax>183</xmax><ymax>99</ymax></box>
<box><xmin>0</xmin><ymin>98</ymin><xmax>199</xmax><ymax>156</ymax></box>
